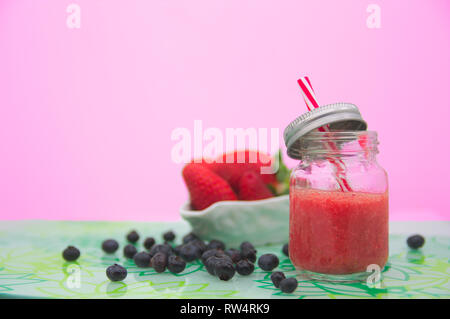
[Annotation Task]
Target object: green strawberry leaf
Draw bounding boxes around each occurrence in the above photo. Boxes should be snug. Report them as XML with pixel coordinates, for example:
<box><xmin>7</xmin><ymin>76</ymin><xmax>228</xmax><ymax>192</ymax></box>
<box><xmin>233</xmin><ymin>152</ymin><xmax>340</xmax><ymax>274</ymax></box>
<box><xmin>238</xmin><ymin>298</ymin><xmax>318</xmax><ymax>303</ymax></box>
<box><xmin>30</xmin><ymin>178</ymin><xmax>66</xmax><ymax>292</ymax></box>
<box><xmin>266</xmin><ymin>183</ymin><xmax>277</xmax><ymax>196</ymax></box>
<box><xmin>273</xmin><ymin>150</ymin><xmax>291</xmax><ymax>196</ymax></box>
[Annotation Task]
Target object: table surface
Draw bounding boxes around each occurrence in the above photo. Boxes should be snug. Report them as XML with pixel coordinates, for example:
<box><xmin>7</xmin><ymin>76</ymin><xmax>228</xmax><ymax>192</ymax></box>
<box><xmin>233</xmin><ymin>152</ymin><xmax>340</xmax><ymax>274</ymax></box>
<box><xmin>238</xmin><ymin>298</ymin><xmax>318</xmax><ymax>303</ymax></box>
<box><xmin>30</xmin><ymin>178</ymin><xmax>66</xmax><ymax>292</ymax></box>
<box><xmin>0</xmin><ymin>220</ymin><xmax>449</xmax><ymax>299</ymax></box>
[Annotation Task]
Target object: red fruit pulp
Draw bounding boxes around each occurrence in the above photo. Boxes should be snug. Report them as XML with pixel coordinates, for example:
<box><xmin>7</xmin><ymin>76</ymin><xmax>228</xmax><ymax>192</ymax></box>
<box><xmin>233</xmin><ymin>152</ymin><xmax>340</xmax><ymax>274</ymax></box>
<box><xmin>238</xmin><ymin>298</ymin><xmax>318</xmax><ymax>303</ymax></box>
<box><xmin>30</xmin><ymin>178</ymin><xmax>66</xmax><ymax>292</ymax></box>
<box><xmin>289</xmin><ymin>188</ymin><xmax>388</xmax><ymax>275</ymax></box>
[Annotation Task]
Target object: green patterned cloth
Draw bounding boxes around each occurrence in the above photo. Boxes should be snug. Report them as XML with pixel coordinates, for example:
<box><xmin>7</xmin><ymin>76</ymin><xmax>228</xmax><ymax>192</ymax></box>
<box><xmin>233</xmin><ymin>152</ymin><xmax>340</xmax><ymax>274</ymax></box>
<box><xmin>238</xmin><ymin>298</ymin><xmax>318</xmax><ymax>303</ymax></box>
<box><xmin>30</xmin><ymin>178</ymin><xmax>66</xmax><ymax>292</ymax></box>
<box><xmin>0</xmin><ymin>220</ymin><xmax>448</xmax><ymax>299</ymax></box>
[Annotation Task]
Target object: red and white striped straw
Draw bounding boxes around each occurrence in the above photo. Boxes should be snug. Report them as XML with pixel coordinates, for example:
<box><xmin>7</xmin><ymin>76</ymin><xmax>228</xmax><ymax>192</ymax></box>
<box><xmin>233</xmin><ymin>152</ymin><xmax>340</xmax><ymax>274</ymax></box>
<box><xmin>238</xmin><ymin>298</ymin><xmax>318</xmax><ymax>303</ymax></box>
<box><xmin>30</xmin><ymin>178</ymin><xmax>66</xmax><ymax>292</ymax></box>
<box><xmin>297</xmin><ymin>76</ymin><xmax>353</xmax><ymax>192</ymax></box>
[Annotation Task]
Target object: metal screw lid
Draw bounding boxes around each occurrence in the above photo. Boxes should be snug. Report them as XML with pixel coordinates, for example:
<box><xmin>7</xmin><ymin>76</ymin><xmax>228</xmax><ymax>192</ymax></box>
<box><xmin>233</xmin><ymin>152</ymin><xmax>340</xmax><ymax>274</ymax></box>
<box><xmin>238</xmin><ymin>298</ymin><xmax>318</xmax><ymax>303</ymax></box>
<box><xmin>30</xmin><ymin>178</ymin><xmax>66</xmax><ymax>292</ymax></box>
<box><xmin>283</xmin><ymin>103</ymin><xmax>367</xmax><ymax>159</ymax></box>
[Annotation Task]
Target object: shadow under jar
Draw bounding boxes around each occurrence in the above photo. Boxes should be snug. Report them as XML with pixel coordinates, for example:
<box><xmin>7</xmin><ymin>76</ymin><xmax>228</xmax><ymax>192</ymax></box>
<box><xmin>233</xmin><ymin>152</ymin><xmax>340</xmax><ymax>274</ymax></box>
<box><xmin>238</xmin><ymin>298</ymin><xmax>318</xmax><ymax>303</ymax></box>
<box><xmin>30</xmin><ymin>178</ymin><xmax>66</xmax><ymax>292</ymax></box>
<box><xmin>289</xmin><ymin>131</ymin><xmax>388</xmax><ymax>282</ymax></box>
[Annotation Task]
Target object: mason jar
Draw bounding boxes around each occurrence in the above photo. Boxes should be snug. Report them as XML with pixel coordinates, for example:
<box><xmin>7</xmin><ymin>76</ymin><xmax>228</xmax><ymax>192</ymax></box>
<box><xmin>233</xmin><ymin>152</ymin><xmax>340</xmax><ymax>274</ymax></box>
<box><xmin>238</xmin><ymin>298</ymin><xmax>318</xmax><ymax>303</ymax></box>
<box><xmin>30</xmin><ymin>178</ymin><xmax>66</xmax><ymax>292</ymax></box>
<box><xmin>284</xmin><ymin>104</ymin><xmax>389</xmax><ymax>282</ymax></box>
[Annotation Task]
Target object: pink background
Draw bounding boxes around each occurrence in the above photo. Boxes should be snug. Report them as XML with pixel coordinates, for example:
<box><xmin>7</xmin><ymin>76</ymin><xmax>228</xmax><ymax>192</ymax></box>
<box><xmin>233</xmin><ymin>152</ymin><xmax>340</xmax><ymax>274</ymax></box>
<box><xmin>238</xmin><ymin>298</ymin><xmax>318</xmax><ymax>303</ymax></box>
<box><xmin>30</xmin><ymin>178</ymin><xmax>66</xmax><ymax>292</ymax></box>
<box><xmin>1</xmin><ymin>0</ymin><xmax>449</xmax><ymax>221</ymax></box>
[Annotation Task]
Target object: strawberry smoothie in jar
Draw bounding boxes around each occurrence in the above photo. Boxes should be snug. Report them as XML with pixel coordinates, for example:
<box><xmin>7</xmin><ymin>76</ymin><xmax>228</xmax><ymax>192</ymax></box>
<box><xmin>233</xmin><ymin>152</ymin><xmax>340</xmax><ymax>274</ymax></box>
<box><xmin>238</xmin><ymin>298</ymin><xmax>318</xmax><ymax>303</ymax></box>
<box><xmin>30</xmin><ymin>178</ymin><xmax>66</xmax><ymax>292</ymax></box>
<box><xmin>283</xmin><ymin>103</ymin><xmax>388</xmax><ymax>282</ymax></box>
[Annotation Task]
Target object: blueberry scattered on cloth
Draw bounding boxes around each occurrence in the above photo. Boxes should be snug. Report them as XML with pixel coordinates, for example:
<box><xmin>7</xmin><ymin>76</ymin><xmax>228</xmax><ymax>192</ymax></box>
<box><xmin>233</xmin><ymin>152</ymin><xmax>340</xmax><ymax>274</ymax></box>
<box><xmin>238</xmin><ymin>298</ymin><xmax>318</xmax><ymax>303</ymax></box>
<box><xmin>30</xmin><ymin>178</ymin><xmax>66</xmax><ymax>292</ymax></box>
<box><xmin>163</xmin><ymin>230</ymin><xmax>176</xmax><ymax>242</ymax></box>
<box><xmin>225</xmin><ymin>249</ymin><xmax>242</xmax><ymax>263</ymax></box>
<box><xmin>149</xmin><ymin>244</ymin><xmax>173</xmax><ymax>257</ymax></box>
<box><xmin>407</xmin><ymin>234</ymin><xmax>425</xmax><ymax>249</ymax></box>
<box><xmin>178</xmin><ymin>244</ymin><xmax>202</xmax><ymax>262</ymax></box>
<box><xmin>214</xmin><ymin>258</ymin><xmax>236</xmax><ymax>281</ymax></box>
<box><xmin>143</xmin><ymin>237</ymin><xmax>155</xmax><ymax>250</ymax></box>
<box><xmin>201</xmin><ymin>249</ymin><xmax>223</xmax><ymax>264</ymax></box>
<box><xmin>62</xmin><ymin>246</ymin><xmax>80</xmax><ymax>261</ymax></box>
<box><xmin>207</xmin><ymin>239</ymin><xmax>226</xmax><ymax>251</ymax></box>
<box><xmin>240</xmin><ymin>241</ymin><xmax>257</xmax><ymax>263</ymax></box>
<box><xmin>270</xmin><ymin>271</ymin><xmax>286</xmax><ymax>288</ymax></box>
<box><xmin>279</xmin><ymin>277</ymin><xmax>298</xmax><ymax>293</ymax></box>
<box><xmin>123</xmin><ymin>244</ymin><xmax>137</xmax><ymax>259</ymax></box>
<box><xmin>102</xmin><ymin>239</ymin><xmax>119</xmax><ymax>254</ymax></box>
<box><xmin>241</xmin><ymin>248</ymin><xmax>257</xmax><ymax>263</ymax></box>
<box><xmin>235</xmin><ymin>259</ymin><xmax>254</xmax><ymax>276</ymax></box>
<box><xmin>151</xmin><ymin>252</ymin><xmax>168</xmax><ymax>273</ymax></box>
<box><xmin>106</xmin><ymin>264</ymin><xmax>127</xmax><ymax>282</ymax></box>
<box><xmin>240</xmin><ymin>241</ymin><xmax>256</xmax><ymax>252</ymax></box>
<box><xmin>258</xmin><ymin>254</ymin><xmax>279</xmax><ymax>271</ymax></box>
<box><xmin>126</xmin><ymin>230</ymin><xmax>140</xmax><ymax>243</ymax></box>
<box><xmin>282</xmin><ymin>243</ymin><xmax>289</xmax><ymax>257</ymax></box>
<box><xmin>190</xmin><ymin>239</ymin><xmax>207</xmax><ymax>254</ymax></box>
<box><xmin>204</xmin><ymin>256</ymin><xmax>223</xmax><ymax>276</ymax></box>
<box><xmin>182</xmin><ymin>232</ymin><xmax>199</xmax><ymax>244</ymax></box>
<box><xmin>133</xmin><ymin>251</ymin><xmax>152</xmax><ymax>268</ymax></box>
<box><xmin>167</xmin><ymin>255</ymin><xmax>186</xmax><ymax>274</ymax></box>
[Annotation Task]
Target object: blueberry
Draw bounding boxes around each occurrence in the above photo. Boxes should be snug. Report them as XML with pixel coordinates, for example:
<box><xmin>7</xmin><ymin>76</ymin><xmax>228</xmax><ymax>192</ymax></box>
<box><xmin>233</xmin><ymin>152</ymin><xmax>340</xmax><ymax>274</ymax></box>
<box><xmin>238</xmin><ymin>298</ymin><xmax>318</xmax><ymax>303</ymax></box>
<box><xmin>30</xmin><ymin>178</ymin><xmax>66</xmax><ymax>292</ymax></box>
<box><xmin>179</xmin><ymin>239</ymin><xmax>206</xmax><ymax>255</ymax></box>
<box><xmin>62</xmin><ymin>246</ymin><xmax>80</xmax><ymax>261</ymax></box>
<box><xmin>407</xmin><ymin>234</ymin><xmax>425</xmax><ymax>249</ymax></box>
<box><xmin>225</xmin><ymin>249</ymin><xmax>242</xmax><ymax>263</ymax></box>
<box><xmin>202</xmin><ymin>249</ymin><xmax>232</xmax><ymax>264</ymax></box>
<box><xmin>216</xmin><ymin>251</ymin><xmax>233</xmax><ymax>263</ymax></box>
<box><xmin>240</xmin><ymin>241</ymin><xmax>256</xmax><ymax>253</ymax></box>
<box><xmin>182</xmin><ymin>232</ymin><xmax>199</xmax><ymax>244</ymax></box>
<box><xmin>151</xmin><ymin>252</ymin><xmax>168</xmax><ymax>273</ymax></box>
<box><xmin>143</xmin><ymin>237</ymin><xmax>155</xmax><ymax>250</ymax></box>
<box><xmin>178</xmin><ymin>244</ymin><xmax>202</xmax><ymax>262</ymax></box>
<box><xmin>205</xmin><ymin>256</ymin><xmax>223</xmax><ymax>275</ymax></box>
<box><xmin>279</xmin><ymin>277</ymin><xmax>298</xmax><ymax>293</ymax></box>
<box><xmin>167</xmin><ymin>255</ymin><xmax>186</xmax><ymax>274</ymax></box>
<box><xmin>214</xmin><ymin>259</ymin><xmax>235</xmax><ymax>281</ymax></box>
<box><xmin>123</xmin><ymin>244</ymin><xmax>137</xmax><ymax>259</ymax></box>
<box><xmin>201</xmin><ymin>249</ymin><xmax>222</xmax><ymax>264</ymax></box>
<box><xmin>106</xmin><ymin>264</ymin><xmax>127</xmax><ymax>282</ymax></box>
<box><xmin>149</xmin><ymin>244</ymin><xmax>173</xmax><ymax>257</ymax></box>
<box><xmin>282</xmin><ymin>243</ymin><xmax>289</xmax><ymax>257</ymax></box>
<box><xmin>163</xmin><ymin>231</ymin><xmax>176</xmax><ymax>242</ymax></box>
<box><xmin>240</xmin><ymin>241</ymin><xmax>257</xmax><ymax>263</ymax></box>
<box><xmin>102</xmin><ymin>239</ymin><xmax>119</xmax><ymax>254</ymax></box>
<box><xmin>173</xmin><ymin>244</ymin><xmax>182</xmax><ymax>256</ymax></box>
<box><xmin>241</xmin><ymin>248</ymin><xmax>257</xmax><ymax>263</ymax></box>
<box><xmin>207</xmin><ymin>239</ymin><xmax>226</xmax><ymax>251</ymax></box>
<box><xmin>258</xmin><ymin>254</ymin><xmax>279</xmax><ymax>271</ymax></box>
<box><xmin>270</xmin><ymin>271</ymin><xmax>286</xmax><ymax>288</ymax></box>
<box><xmin>126</xmin><ymin>230</ymin><xmax>140</xmax><ymax>243</ymax></box>
<box><xmin>133</xmin><ymin>251</ymin><xmax>151</xmax><ymax>267</ymax></box>
<box><xmin>204</xmin><ymin>252</ymin><xmax>233</xmax><ymax>276</ymax></box>
<box><xmin>235</xmin><ymin>259</ymin><xmax>254</xmax><ymax>276</ymax></box>
<box><xmin>190</xmin><ymin>239</ymin><xmax>207</xmax><ymax>254</ymax></box>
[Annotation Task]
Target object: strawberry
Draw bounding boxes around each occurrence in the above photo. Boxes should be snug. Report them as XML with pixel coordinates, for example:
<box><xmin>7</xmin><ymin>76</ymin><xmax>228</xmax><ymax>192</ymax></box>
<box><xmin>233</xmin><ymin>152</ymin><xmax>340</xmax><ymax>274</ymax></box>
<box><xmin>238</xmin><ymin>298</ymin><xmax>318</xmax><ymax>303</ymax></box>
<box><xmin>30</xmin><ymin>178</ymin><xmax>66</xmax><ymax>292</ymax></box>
<box><xmin>207</xmin><ymin>150</ymin><xmax>278</xmax><ymax>192</ymax></box>
<box><xmin>182</xmin><ymin>163</ymin><xmax>237</xmax><ymax>210</ymax></box>
<box><xmin>238</xmin><ymin>171</ymin><xmax>274</xmax><ymax>200</ymax></box>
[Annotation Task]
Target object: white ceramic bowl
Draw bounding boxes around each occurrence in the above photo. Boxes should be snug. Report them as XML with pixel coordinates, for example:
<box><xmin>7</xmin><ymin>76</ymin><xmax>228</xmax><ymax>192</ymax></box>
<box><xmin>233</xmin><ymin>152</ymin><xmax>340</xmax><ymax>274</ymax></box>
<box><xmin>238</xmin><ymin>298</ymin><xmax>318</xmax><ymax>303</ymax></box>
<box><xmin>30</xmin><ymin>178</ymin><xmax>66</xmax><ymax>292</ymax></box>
<box><xmin>179</xmin><ymin>195</ymin><xmax>289</xmax><ymax>247</ymax></box>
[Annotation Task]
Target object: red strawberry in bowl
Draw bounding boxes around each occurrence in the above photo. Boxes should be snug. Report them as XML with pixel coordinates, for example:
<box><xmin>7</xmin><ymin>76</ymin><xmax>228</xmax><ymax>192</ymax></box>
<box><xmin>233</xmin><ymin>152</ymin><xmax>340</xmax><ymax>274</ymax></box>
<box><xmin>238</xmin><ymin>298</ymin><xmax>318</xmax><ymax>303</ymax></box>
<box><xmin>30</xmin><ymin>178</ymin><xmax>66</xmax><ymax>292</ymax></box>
<box><xmin>207</xmin><ymin>150</ymin><xmax>278</xmax><ymax>192</ymax></box>
<box><xmin>180</xmin><ymin>150</ymin><xmax>290</xmax><ymax>246</ymax></box>
<box><xmin>182</xmin><ymin>163</ymin><xmax>237</xmax><ymax>211</ymax></box>
<box><xmin>238</xmin><ymin>171</ymin><xmax>274</xmax><ymax>201</ymax></box>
